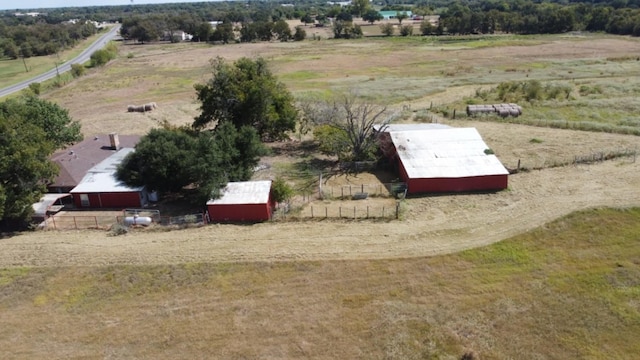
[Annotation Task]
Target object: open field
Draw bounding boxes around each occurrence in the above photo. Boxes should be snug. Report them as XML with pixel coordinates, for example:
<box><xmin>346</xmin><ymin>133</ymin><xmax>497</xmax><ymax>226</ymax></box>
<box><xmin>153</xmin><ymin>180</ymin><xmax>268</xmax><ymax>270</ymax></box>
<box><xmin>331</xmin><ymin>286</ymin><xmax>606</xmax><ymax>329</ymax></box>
<box><xmin>1</xmin><ymin>208</ymin><xmax>639</xmax><ymax>359</ymax></box>
<box><xmin>2</xmin><ymin>33</ymin><xmax>640</xmax><ymax>358</ymax></box>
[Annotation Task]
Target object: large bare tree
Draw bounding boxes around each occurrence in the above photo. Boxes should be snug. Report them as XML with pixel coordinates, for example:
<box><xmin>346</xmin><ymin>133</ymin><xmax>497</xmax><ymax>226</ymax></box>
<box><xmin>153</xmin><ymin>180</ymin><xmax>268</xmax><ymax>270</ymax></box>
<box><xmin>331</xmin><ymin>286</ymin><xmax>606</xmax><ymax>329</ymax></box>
<box><xmin>304</xmin><ymin>93</ymin><xmax>398</xmax><ymax>161</ymax></box>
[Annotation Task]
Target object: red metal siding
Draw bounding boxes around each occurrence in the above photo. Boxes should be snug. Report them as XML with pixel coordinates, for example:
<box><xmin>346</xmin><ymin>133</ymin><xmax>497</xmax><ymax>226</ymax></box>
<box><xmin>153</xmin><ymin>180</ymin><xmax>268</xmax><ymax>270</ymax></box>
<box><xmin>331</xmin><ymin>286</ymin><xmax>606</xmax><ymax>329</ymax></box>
<box><xmin>207</xmin><ymin>203</ymin><xmax>271</xmax><ymax>222</ymax></box>
<box><xmin>73</xmin><ymin>192</ymin><xmax>142</xmax><ymax>208</ymax></box>
<box><xmin>407</xmin><ymin>175</ymin><xmax>508</xmax><ymax>194</ymax></box>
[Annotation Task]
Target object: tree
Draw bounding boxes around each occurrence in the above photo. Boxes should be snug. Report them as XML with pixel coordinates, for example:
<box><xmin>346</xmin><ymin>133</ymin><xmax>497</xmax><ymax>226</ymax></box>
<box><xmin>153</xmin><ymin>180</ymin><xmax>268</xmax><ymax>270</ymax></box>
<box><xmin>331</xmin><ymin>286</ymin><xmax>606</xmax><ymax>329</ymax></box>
<box><xmin>0</xmin><ymin>96</ymin><xmax>80</xmax><ymax>229</ymax></box>
<box><xmin>117</xmin><ymin>124</ymin><xmax>265</xmax><ymax>204</ymax></box>
<box><xmin>351</xmin><ymin>0</ymin><xmax>371</xmax><ymax>17</ymax></box>
<box><xmin>397</xmin><ymin>12</ymin><xmax>409</xmax><ymax>25</ymax></box>
<box><xmin>271</xmin><ymin>177</ymin><xmax>294</xmax><ymax>203</ymax></box>
<box><xmin>362</xmin><ymin>9</ymin><xmax>383</xmax><ymax>25</ymax></box>
<box><xmin>0</xmin><ymin>95</ymin><xmax>82</xmax><ymax>148</ymax></box>
<box><xmin>380</xmin><ymin>23</ymin><xmax>395</xmax><ymax>36</ymax></box>
<box><xmin>304</xmin><ymin>93</ymin><xmax>397</xmax><ymax>161</ymax></box>
<box><xmin>194</xmin><ymin>21</ymin><xmax>212</xmax><ymax>42</ymax></box>
<box><xmin>273</xmin><ymin>20</ymin><xmax>292</xmax><ymax>41</ymax></box>
<box><xmin>194</xmin><ymin>57</ymin><xmax>298</xmax><ymax>141</ymax></box>
<box><xmin>293</xmin><ymin>26</ymin><xmax>306</xmax><ymax>41</ymax></box>
<box><xmin>301</xmin><ymin>13</ymin><xmax>314</xmax><ymax>26</ymax></box>
<box><xmin>420</xmin><ymin>20</ymin><xmax>435</xmax><ymax>35</ymax></box>
<box><xmin>0</xmin><ymin>115</ymin><xmax>57</xmax><ymax>229</ymax></box>
<box><xmin>212</xmin><ymin>22</ymin><xmax>235</xmax><ymax>43</ymax></box>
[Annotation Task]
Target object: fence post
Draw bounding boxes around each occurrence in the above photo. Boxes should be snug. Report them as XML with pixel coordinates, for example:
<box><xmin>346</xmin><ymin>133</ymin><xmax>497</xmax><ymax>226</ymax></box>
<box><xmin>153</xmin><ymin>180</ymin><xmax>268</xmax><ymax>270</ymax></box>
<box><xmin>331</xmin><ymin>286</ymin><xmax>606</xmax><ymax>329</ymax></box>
<box><xmin>341</xmin><ymin>187</ymin><xmax>344</xmax><ymax>198</ymax></box>
<box><xmin>311</xmin><ymin>206</ymin><xmax>314</xmax><ymax>218</ymax></box>
<box><xmin>354</xmin><ymin>206</ymin><xmax>356</xmax><ymax>219</ymax></box>
<box><xmin>396</xmin><ymin>202</ymin><xmax>400</xmax><ymax>219</ymax></box>
<box><xmin>382</xmin><ymin>206</ymin><xmax>385</xmax><ymax>218</ymax></box>
<box><xmin>95</xmin><ymin>216</ymin><xmax>98</xmax><ymax>228</ymax></box>
<box><xmin>51</xmin><ymin>215</ymin><xmax>56</xmax><ymax>230</ymax></box>
<box><xmin>73</xmin><ymin>216</ymin><xmax>78</xmax><ymax>230</ymax></box>
<box><xmin>339</xmin><ymin>207</ymin><xmax>342</xmax><ymax>218</ymax></box>
<box><xmin>325</xmin><ymin>207</ymin><xmax>328</xmax><ymax>219</ymax></box>
<box><xmin>367</xmin><ymin>206</ymin><xmax>369</xmax><ymax>219</ymax></box>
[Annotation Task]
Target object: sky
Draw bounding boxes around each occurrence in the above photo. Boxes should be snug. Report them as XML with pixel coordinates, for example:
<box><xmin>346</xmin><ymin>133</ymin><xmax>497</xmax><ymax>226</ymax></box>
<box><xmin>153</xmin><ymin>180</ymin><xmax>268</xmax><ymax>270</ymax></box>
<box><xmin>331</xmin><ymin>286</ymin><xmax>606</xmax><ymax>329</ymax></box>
<box><xmin>0</xmin><ymin>0</ymin><xmax>217</xmax><ymax>11</ymax></box>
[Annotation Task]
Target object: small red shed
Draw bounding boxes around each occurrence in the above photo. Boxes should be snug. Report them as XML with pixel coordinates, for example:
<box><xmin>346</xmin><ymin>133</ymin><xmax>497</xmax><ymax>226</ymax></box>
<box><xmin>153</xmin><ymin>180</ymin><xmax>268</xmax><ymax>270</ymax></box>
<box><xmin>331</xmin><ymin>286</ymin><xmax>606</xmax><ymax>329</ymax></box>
<box><xmin>207</xmin><ymin>181</ymin><xmax>273</xmax><ymax>222</ymax></box>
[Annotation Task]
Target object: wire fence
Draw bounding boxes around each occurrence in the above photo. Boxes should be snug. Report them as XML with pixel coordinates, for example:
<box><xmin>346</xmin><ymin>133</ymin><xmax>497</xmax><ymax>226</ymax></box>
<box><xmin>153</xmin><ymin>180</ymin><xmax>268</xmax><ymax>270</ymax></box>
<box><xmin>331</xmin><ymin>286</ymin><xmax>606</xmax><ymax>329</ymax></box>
<box><xmin>318</xmin><ymin>183</ymin><xmax>407</xmax><ymax>200</ymax></box>
<box><xmin>274</xmin><ymin>203</ymin><xmax>402</xmax><ymax>221</ymax></box>
<box><xmin>41</xmin><ymin>212</ymin><xmax>207</xmax><ymax>230</ymax></box>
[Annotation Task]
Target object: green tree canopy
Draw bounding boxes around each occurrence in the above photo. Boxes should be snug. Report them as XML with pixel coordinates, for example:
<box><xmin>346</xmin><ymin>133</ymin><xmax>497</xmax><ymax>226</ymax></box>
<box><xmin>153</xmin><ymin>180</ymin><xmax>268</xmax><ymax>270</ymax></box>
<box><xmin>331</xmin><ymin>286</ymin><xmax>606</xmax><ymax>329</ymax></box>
<box><xmin>0</xmin><ymin>96</ymin><xmax>79</xmax><ymax>229</ymax></box>
<box><xmin>193</xmin><ymin>57</ymin><xmax>298</xmax><ymax>141</ymax></box>
<box><xmin>362</xmin><ymin>9</ymin><xmax>383</xmax><ymax>24</ymax></box>
<box><xmin>0</xmin><ymin>95</ymin><xmax>82</xmax><ymax>149</ymax></box>
<box><xmin>117</xmin><ymin>124</ymin><xmax>266</xmax><ymax>204</ymax></box>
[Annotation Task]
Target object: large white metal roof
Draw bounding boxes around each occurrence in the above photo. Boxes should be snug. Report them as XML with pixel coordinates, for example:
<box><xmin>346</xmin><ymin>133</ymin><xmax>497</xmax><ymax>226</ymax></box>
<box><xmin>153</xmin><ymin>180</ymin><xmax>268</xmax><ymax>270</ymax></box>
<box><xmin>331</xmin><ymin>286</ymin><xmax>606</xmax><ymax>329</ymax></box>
<box><xmin>389</xmin><ymin>128</ymin><xmax>509</xmax><ymax>179</ymax></box>
<box><xmin>207</xmin><ymin>180</ymin><xmax>272</xmax><ymax>205</ymax></box>
<box><xmin>70</xmin><ymin>148</ymin><xmax>144</xmax><ymax>193</ymax></box>
<box><xmin>374</xmin><ymin>123</ymin><xmax>451</xmax><ymax>132</ymax></box>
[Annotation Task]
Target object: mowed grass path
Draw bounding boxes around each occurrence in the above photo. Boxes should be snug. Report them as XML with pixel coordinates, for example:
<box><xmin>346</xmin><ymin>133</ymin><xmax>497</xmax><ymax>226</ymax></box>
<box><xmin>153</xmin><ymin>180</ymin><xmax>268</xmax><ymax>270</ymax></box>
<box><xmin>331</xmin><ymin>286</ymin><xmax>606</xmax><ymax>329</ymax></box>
<box><xmin>1</xmin><ymin>207</ymin><xmax>639</xmax><ymax>359</ymax></box>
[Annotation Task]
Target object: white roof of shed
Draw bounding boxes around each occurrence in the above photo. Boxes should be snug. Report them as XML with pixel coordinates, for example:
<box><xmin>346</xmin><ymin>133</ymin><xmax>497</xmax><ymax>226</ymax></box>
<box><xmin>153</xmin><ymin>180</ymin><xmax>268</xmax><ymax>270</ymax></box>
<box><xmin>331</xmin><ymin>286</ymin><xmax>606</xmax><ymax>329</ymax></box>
<box><xmin>70</xmin><ymin>148</ymin><xmax>144</xmax><ymax>193</ymax></box>
<box><xmin>374</xmin><ymin>123</ymin><xmax>451</xmax><ymax>132</ymax></box>
<box><xmin>207</xmin><ymin>180</ymin><xmax>272</xmax><ymax>205</ymax></box>
<box><xmin>390</xmin><ymin>128</ymin><xmax>509</xmax><ymax>179</ymax></box>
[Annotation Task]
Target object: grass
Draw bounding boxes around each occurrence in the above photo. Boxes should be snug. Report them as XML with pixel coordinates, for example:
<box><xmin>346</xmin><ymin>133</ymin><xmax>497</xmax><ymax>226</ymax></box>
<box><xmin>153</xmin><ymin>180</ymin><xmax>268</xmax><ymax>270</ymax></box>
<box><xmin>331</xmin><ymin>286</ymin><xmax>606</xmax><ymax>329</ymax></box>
<box><xmin>1</xmin><ymin>207</ymin><xmax>639</xmax><ymax>358</ymax></box>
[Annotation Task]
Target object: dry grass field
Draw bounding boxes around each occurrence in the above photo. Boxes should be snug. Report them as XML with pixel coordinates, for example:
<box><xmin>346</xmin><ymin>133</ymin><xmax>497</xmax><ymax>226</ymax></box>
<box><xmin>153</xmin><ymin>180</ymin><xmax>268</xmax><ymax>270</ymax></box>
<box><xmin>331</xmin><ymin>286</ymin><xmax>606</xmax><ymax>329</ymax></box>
<box><xmin>2</xmin><ymin>32</ymin><xmax>640</xmax><ymax>358</ymax></box>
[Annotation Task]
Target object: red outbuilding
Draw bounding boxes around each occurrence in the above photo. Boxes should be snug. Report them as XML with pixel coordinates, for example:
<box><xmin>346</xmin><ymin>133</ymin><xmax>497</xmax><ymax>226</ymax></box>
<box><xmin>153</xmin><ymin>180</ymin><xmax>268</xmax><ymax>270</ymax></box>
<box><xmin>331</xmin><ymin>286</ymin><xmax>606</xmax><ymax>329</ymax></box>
<box><xmin>207</xmin><ymin>181</ymin><xmax>274</xmax><ymax>222</ymax></box>
<box><xmin>378</xmin><ymin>125</ymin><xmax>509</xmax><ymax>194</ymax></box>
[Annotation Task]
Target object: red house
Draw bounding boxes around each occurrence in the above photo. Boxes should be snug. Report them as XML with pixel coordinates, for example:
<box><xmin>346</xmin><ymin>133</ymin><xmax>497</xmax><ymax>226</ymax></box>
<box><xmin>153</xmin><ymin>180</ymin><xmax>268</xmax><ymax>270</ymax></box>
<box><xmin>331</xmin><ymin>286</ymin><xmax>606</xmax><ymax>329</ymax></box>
<box><xmin>207</xmin><ymin>181</ymin><xmax>274</xmax><ymax>222</ymax></box>
<box><xmin>49</xmin><ymin>133</ymin><xmax>140</xmax><ymax>193</ymax></box>
<box><xmin>70</xmin><ymin>148</ymin><xmax>150</xmax><ymax>209</ymax></box>
<box><xmin>379</xmin><ymin>126</ymin><xmax>509</xmax><ymax>194</ymax></box>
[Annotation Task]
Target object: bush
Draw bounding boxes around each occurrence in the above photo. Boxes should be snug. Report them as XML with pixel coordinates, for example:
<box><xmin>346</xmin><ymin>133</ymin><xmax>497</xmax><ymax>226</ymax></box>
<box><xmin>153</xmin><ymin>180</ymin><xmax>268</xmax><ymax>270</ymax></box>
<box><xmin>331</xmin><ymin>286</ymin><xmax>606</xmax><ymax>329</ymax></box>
<box><xmin>294</xmin><ymin>26</ymin><xmax>306</xmax><ymax>41</ymax></box>
<box><xmin>109</xmin><ymin>223</ymin><xmax>129</xmax><ymax>236</ymax></box>
<box><xmin>70</xmin><ymin>63</ymin><xmax>86</xmax><ymax>78</ymax></box>
<box><xmin>271</xmin><ymin>177</ymin><xmax>294</xmax><ymax>203</ymax></box>
<box><xmin>28</xmin><ymin>82</ymin><xmax>41</xmax><ymax>95</ymax></box>
<box><xmin>380</xmin><ymin>23</ymin><xmax>394</xmax><ymax>36</ymax></box>
<box><xmin>89</xmin><ymin>42</ymin><xmax>118</xmax><ymax>67</ymax></box>
<box><xmin>400</xmin><ymin>25</ymin><xmax>413</xmax><ymax>36</ymax></box>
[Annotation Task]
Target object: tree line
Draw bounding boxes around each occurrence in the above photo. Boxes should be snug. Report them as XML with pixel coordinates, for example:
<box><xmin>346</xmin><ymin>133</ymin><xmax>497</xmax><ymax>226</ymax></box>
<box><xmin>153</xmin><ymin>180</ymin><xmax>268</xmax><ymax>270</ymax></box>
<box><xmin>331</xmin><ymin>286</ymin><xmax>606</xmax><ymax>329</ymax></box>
<box><xmin>0</xmin><ymin>19</ymin><xmax>98</xmax><ymax>59</ymax></box>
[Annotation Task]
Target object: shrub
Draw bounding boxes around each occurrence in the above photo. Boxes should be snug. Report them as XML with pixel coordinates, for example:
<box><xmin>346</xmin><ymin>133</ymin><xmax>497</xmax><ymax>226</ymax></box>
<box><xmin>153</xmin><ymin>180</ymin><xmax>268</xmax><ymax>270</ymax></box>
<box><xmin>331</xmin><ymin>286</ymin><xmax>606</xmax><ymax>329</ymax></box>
<box><xmin>400</xmin><ymin>25</ymin><xmax>413</xmax><ymax>36</ymax></box>
<box><xmin>380</xmin><ymin>23</ymin><xmax>394</xmax><ymax>36</ymax></box>
<box><xmin>28</xmin><ymin>82</ymin><xmax>41</xmax><ymax>95</ymax></box>
<box><xmin>294</xmin><ymin>26</ymin><xmax>306</xmax><ymax>41</ymax></box>
<box><xmin>70</xmin><ymin>63</ymin><xmax>86</xmax><ymax>78</ymax></box>
<box><xmin>109</xmin><ymin>223</ymin><xmax>129</xmax><ymax>236</ymax></box>
<box><xmin>271</xmin><ymin>177</ymin><xmax>295</xmax><ymax>203</ymax></box>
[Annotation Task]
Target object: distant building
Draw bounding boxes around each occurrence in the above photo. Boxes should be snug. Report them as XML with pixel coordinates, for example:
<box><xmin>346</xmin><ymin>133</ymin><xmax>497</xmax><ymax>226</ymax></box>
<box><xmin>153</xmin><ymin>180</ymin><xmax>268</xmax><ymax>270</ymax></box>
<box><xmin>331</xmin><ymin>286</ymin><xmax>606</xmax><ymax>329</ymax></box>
<box><xmin>379</xmin><ymin>11</ymin><xmax>413</xmax><ymax>20</ymax></box>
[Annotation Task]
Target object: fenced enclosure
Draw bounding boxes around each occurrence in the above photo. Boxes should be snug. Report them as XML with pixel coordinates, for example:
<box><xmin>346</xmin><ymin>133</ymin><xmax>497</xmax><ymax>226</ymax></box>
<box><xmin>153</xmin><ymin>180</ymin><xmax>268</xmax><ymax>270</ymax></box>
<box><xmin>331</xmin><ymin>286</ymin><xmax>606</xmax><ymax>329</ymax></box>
<box><xmin>274</xmin><ymin>202</ymin><xmax>402</xmax><ymax>221</ymax></box>
<box><xmin>318</xmin><ymin>182</ymin><xmax>407</xmax><ymax>200</ymax></box>
<box><xmin>43</xmin><ymin>214</ymin><xmax>121</xmax><ymax>230</ymax></box>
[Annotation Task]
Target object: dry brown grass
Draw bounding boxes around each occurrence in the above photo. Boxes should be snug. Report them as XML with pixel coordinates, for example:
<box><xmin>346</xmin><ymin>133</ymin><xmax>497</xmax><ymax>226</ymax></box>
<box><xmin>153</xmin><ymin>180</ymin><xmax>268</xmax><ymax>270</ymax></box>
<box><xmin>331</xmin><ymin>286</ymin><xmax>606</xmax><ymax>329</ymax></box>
<box><xmin>2</xmin><ymin>208</ymin><xmax>639</xmax><ymax>359</ymax></box>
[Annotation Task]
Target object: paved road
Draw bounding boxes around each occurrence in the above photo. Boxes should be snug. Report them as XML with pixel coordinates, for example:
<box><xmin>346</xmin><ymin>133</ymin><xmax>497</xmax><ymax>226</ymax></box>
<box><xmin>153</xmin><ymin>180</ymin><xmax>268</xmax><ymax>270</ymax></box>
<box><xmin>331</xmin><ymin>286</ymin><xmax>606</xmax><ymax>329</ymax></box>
<box><xmin>0</xmin><ymin>24</ymin><xmax>122</xmax><ymax>98</ymax></box>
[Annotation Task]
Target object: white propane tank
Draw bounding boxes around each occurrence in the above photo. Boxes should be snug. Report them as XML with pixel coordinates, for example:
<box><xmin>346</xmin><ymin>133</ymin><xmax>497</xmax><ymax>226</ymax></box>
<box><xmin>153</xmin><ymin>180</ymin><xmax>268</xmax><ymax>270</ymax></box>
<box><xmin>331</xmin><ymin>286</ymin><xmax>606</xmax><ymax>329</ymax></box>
<box><xmin>124</xmin><ymin>215</ymin><xmax>152</xmax><ymax>226</ymax></box>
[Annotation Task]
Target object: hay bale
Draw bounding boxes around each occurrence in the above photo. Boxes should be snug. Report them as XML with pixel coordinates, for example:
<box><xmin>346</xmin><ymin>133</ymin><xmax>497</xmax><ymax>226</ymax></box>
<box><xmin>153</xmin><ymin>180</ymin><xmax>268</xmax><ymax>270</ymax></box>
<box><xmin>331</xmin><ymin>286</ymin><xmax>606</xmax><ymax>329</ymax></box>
<box><xmin>127</xmin><ymin>105</ymin><xmax>136</xmax><ymax>112</ymax></box>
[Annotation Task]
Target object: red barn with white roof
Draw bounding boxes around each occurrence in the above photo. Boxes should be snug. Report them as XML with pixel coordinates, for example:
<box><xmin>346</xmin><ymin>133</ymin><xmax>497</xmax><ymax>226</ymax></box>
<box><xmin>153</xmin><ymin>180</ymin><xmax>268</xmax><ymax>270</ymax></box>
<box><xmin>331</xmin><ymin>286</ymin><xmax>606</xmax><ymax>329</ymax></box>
<box><xmin>380</xmin><ymin>126</ymin><xmax>508</xmax><ymax>194</ymax></box>
<box><xmin>207</xmin><ymin>181</ymin><xmax>274</xmax><ymax>222</ymax></box>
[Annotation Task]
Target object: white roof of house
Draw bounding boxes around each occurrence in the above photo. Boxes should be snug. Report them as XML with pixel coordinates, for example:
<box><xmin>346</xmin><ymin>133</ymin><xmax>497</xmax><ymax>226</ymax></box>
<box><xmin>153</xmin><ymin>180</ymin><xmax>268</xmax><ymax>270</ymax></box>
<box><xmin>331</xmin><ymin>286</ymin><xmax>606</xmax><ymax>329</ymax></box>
<box><xmin>70</xmin><ymin>148</ymin><xmax>144</xmax><ymax>193</ymax></box>
<box><xmin>207</xmin><ymin>180</ymin><xmax>272</xmax><ymax>205</ymax></box>
<box><xmin>390</xmin><ymin>128</ymin><xmax>509</xmax><ymax>179</ymax></box>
